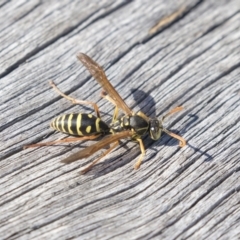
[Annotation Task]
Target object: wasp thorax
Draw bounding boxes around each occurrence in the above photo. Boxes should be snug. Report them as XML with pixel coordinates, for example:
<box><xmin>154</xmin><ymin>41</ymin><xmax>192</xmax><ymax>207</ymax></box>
<box><xmin>149</xmin><ymin>118</ymin><xmax>162</xmax><ymax>140</ymax></box>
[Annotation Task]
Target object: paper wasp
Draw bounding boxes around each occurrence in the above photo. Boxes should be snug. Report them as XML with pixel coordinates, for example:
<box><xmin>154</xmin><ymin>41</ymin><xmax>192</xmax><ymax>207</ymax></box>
<box><xmin>25</xmin><ymin>53</ymin><xmax>186</xmax><ymax>173</ymax></box>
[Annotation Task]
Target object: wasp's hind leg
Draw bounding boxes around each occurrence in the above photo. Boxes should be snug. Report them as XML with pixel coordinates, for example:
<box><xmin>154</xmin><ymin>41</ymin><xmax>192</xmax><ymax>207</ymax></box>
<box><xmin>49</xmin><ymin>80</ymin><xmax>101</xmax><ymax>118</ymax></box>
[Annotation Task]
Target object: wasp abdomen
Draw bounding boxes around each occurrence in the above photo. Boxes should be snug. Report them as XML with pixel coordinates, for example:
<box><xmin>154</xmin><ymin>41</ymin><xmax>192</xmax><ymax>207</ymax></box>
<box><xmin>50</xmin><ymin>113</ymin><xmax>110</xmax><ymax>136</ymax></box>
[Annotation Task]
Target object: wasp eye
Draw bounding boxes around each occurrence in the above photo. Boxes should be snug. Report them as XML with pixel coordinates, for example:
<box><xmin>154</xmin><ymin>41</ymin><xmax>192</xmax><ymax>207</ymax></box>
<box><xmin>149</xmin><ymin>119</ymin><xmax>162</xmax><ymax>140</ymax></box>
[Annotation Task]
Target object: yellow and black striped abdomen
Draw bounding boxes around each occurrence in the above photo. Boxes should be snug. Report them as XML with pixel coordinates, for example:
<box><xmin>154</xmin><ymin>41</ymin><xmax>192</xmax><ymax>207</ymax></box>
<box><xmin>50</xmin><ymin>113</ymin><xmax>110</xmax><ymax>136</ymax></box>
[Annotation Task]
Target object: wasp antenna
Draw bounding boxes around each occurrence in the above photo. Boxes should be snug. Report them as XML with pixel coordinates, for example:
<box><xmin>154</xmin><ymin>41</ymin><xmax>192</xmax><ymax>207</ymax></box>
<box><xmin>161</xmin><ymin>106</ymin><xmax>184</xmax><ymax>122</ymax></box>
<box><xmin>162</xmin><ymin>128</ymin><xmax>186</xmax><ymax>147</ymax></box>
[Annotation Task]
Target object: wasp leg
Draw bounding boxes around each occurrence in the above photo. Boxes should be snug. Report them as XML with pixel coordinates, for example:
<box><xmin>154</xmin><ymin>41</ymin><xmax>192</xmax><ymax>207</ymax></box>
<box><xmin>134</xmin><ymin>138</ymin><xmax>145</xmax><ymax>169</ymax></box>
<box><xmin>49</xmin><ymin>80</ymin><xmax>101</xmax><ymax>118</ymax></box>
<box><xmin>100</xmin><ymin>90</ymin><xmax>119</xmax><ymax>122</ymax></box>
<box><xmin>80</xmin><ymin>141</ymin><xmax>119</xmax><ymax>174</ymax></box>
<box><xmin>161</xmin><ymin>106</ymin><xmax>183</xmax><ymax>122</ymax></box>
<box><xmin>24</xmin><ymin>135</ymin><xmax>101</xmax><ymax>149</ymax></box>
<box><xmin>162</xmin><ymin>128</ymin><xmax>186</xmax><ymax>147</ymax></box>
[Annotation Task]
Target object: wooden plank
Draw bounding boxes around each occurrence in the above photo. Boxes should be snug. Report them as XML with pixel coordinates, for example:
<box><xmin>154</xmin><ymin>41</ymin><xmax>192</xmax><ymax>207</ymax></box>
<box><xmin>0</xmin><ymin>0</ymin><xmax>126</xmax><ymax>77</ymax></box>
<box><xmin>0</xmin><ymin>0</ymin><xmax>240</xmax><ymax>239</ymax></box>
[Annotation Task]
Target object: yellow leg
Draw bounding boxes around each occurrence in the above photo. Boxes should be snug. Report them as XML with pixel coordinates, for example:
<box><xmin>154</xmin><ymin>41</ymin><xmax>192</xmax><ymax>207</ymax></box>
<box><xmin>24</xmin><ymin>135</ymin><xmax>101</xmax><ymax>149</ymax></box>
<box><xmin>134</xmin><ymin>138</ymin><xmax>145</xmax><ymax>169</ymax></box>
<box><xmin>49</xmin><ymin>80</ymin><xmax>101</xmax><ymax>118</ymax></box>
<box><xmin>80</xmin><ymin>141</ymin><xmax>119</xmax><ymax>174</ymax></box>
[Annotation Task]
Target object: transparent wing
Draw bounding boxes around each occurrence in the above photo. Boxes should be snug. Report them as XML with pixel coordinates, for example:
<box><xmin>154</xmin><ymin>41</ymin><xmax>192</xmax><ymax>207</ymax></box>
<box><xmin>77</xmin><ymin>52</ymin><xmax>132</xmax><ymax>115</ymax></box>
<box><xmin>61</xmin><ymin>130</ymin><xmax>133</xmax><ymax>164</ymax></box>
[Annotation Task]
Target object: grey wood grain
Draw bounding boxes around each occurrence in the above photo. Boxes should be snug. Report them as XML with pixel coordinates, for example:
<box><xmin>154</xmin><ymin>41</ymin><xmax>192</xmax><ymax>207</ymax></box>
<box><xmin>1</xmin><ymin>0</ymin><xmax>240</xmax><ymax>239</ymax></box>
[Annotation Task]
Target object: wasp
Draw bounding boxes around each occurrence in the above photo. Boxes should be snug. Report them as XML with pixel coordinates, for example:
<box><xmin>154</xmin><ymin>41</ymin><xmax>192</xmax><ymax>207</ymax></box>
<box><xmin>25</xmin><ymin>53</ymin><xmax>186</xmax><ymax>173</ymax></box>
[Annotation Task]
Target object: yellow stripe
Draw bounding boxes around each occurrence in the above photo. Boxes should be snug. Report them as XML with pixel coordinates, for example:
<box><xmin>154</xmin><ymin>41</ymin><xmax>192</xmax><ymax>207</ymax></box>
<box><xmin>61</xmin><ymin>115</ymin><xmax>66</xmax><ymax>133</ymax></box>
<box><xmin>68</xmin><ymin>114</ymin><xmax>74</xmax><ymax>135</ymax></box>
<box><xmin>88</xmin><ymin>114</ymin><xmax>93</xmax><ymax>118</ymax></box>
<box><xmin>53</xmin><ymin>118</ymin><xmax>57</xmax><ymax>130</ymax></box>
<box><xmin>110</xmin><ymin>129</ymin><xmax>114</xmax><ymax>134</ymax></box>
<box><xmin>56</xmin><ymin>116</ymin><xmax>62</xmax><ymax>132</ymax></box>
<box><xmin>76</xmin><ymin>114</ymin><xmax>83</xmax><ymax>136</ymax></box>
<box><xmin>86</xmin><ymin>126</ymin><xmax>91</xmax><ymax>133</ymax></box>
<box><xmin>96</xmin><ymin>118</ymin><xmax>100</xmax><ymax>132</ymax></box>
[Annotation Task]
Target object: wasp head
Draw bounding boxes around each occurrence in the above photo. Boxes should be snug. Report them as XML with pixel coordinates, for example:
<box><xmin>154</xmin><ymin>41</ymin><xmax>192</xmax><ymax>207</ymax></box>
<box><xmin>149</xmin><ymin>118</ymin><xmax>163</xmax><ymax>140</ymax></box>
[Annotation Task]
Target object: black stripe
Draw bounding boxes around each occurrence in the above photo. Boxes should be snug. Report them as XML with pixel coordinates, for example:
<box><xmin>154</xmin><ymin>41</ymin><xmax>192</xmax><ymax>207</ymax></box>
<box><xmin>80</xmin><ymin>114</ymin><xmax>97</xmax><ymax>135</ymax></box>
<box><xmin>99</xmin><ymin>120</ymin><xmax>110</xmax><ymax>133</ymax></box>
<box><xmin>59</xmin><ymin>115</ymin><xmax>65</xmax><ymax>133</ymax></box>
<box><xmin>55</xmin><ymin>116</ymin><xmax>60</xmax><ymax>131</ymax></box>
<box><xmin>62</xmin><ymin>114</ymin><xmax>70</xmax><ymax>134</ymax></box>
<box><xmin>69</xmin><ymin>114</ymin><xmax>78</xmax><ymax>135</ymax></box>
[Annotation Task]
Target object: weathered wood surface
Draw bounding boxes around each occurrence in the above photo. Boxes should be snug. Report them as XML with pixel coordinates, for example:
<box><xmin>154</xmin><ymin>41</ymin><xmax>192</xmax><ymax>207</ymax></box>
<box><xmin>1</xmin><ymin>0</ymin><xmax>240</xmax><ymax>239</ymax></box>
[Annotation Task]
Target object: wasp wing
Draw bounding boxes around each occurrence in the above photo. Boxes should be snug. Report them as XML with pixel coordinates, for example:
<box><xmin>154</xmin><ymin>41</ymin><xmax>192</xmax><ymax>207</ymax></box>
<box><xmin>61</xmin><ymin>131</ymin><xmax>133</xmax><ymax>164</ymax></box>
<box><xmin>77</xmin><ymin>52</ymin><xmax>132</xmax><ymax>116</ymax></box>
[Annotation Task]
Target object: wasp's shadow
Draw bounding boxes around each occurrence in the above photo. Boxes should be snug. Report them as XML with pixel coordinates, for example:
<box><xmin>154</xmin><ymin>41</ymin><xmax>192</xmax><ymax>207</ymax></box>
<box><xmin>131</xmin><ymin>88</ymin><xmax>157</xmax><ymax>118</ymax></box>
